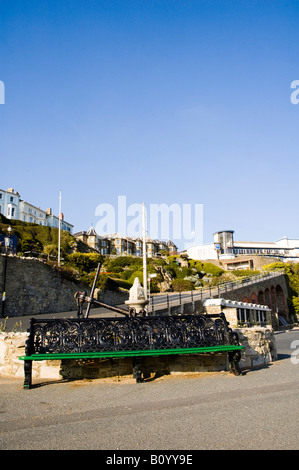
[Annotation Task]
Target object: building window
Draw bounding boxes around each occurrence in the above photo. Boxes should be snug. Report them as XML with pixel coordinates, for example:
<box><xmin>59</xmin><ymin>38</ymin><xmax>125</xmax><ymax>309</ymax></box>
<box><xmin>237</xmin><ymin>308</ymin><xmax>249</xmax><ymax>324</ymax></box>
<box><xmin>256</xmin><ymin>310</ymin><xmax>265</xmax><ymax>324</ymax></box>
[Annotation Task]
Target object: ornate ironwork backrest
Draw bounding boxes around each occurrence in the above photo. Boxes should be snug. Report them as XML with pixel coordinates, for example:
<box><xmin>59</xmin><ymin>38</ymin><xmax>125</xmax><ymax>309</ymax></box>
<box><xmin>26</xmin><ymin>313</ymin><xmax>237</xmax><ymax>355</ymax></box>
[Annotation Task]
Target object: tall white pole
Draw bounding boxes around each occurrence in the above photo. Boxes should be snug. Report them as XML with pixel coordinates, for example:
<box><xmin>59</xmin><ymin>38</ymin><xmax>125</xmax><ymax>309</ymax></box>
<box><xmin>58</xmin><ymin>190</ymin><xmax>62</xmax><ymax>266</ymax></box>
<box><xmin>142</xmin><ymin>202</ymin><xmax>147</xmax><ymax>299</ymax></box>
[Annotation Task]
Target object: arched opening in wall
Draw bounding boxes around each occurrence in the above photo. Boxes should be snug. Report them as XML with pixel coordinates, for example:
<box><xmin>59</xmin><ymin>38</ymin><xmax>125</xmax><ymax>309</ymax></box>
<box><xmin>242</xmin><ymin>296</ymin><xmax>249</xmax><ymax>303</ymax></box>
<box><xmin>249</xmin><ymin>292</ymin><xmax>258</xmax><ymax>304</ymax></box>
<box><xmin>276</xmin><ymin>284</ymin><xmax>287</xmax><ymax>317</ymax></box>
<box><xmin>265</xmin><ymin>288</ymin><xmax>271</xmax><ymax>309</ymax></box>
<box><xmin>271</xmin><ymin>286</ymin><xmax>277</xmax><ymax>313</ymax></box>
<box><xmin>258</xmin><ymin>290</ymin><xmax>264</xmax><ymax>305</ymax></box>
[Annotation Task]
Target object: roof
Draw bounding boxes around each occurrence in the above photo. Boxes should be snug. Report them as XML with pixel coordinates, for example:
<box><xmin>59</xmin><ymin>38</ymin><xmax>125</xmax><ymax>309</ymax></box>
<box><xmin>86</xmin><ymin>226</ymin><xmax>98</xmax><ymax>236</ymax></box>
<box><xmin>203</xmin><ymin>298</ymin><xmax>270</xmax><ymax>311</ymax></box>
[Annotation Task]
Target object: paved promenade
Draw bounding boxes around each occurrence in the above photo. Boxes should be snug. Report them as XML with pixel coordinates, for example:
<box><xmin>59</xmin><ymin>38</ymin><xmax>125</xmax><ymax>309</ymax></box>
<box><xmin>0</xmin><ymin>327</ymin><xmax>299</xmax><ymax>451</ymax></box>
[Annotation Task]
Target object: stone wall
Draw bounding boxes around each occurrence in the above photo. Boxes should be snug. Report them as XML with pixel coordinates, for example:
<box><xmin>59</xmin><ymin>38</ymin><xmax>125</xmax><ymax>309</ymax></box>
<box><xmin>203</xmin><ymin>298</ymin><xmax>277</xmax><ymax>370</ymax></box>
<box><xmin>0</xmin><ymin>332</ymin><xmax>27</xmax><ymax>378</ymax></box>
<box><xmin>237</xmin><ymin>327</ymin><xmax>277</xmax><ymax>370</ymax></box>
<box><xmin>0</xmin><ymin>326</ymin><xmax>277</xmax><ymax>382</ymax></box>
<box><xmin>219</xmin><ymin>273</ymin><xmax>289</xmax><ymax>318</ymax></box>
<box><xmin>0</xmin><ymin>331</ymin><xmax>228</xmax><ymax>381</ymax></box>
<box><xmin>96</xmin><ymin>288</ymin><xmax>128</xmax><ymax>306</ymax></box>
<box><xmin>0</xmin><ymin>255</ymin><xmax>90</xmax><ymax>317</ymax></box>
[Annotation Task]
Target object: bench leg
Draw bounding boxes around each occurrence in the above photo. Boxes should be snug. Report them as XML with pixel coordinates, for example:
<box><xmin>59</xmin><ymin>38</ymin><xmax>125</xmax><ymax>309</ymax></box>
<box><xmin>228</xmin><ymin>351</ymin><xmax>242</xmax><ymax>376</ymax></box>
<box><xmin>133</xmin><ymin>357</ymin><xmax>143</xmax><ymax>383</ymax></box>
<box><xmin>24</xmin><ymin>360</ymin><xmax>32</xmax><ymax>389</ymax></box>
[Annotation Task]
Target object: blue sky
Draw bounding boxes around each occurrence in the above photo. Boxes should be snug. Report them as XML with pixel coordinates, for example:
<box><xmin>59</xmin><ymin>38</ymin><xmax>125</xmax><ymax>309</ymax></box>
<box><xmin>1</xmin><ymin>0</ymin><xmax>299</xmax><ymax>250</ymax></box>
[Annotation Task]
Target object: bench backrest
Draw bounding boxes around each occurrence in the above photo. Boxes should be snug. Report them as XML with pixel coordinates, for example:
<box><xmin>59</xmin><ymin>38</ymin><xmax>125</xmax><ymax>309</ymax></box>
<box><xmin>25</xmin><ymin>313</ymin><xmax>239</xmax><ymax>356</ymax></box>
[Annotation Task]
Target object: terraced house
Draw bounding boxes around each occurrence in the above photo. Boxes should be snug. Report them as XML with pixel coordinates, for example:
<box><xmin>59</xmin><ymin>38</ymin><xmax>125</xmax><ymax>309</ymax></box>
<box><xmin>74</xmin><ymin>226</ymin><xmax>177</xmax><ymax>257</ymax></box>
<box><xmin>0</xmin><ymin>188</ymin><xmax>73</xmax><ymax>233</ymax></box>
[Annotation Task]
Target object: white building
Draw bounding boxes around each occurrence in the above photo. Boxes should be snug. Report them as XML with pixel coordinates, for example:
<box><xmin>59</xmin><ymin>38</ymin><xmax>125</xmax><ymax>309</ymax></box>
<box><xmin>0</xmin><ymin>188</ymin><xmax>20</xmax><ymax>220</ymax></box>
<box><xmin>186</xmin><ymin>230</ymin><xmax>299</xmax><ymax>263</ymax></box>
<box><xmin>19</xmin><ymin>200</ymin><xmax>48</xmax><ymax>226</ymax></box>
<box><xmin>45</xmin><ymin>208</ymin><xmax>73</xmax><ymax>233</ymax></box>
<box><xmin>0</xmin><ymin>188</ymin><xmax>73</xmax><ymax>233</ymax></box>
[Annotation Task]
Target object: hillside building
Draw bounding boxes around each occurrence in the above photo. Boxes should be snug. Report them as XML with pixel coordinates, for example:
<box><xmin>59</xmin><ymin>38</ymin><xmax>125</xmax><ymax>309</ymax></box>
<box><xmin>74</xmin><ymin>226</ymin><xmax>178</xmax><ymax>257</ymax></box>
<box><xmin>186</xmin><ymin>230</ymin><xmax>299</xmax><ymax>266</ymax></box>
<box><xmin>0</xmin><ymin>188</ymin><xmax>73</xmax><ymax>233</ymax></box>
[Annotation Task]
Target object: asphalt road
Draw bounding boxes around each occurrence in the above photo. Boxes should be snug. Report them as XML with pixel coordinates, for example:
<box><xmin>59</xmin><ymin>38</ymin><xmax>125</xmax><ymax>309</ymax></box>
<box><xmin>0</xmin><ymin>328</ymin><xmax>299</xmax><ymax>452</ymax></box>
<box><xmin>0</xmin><ymin>306</ymin><xmax>125</xmax><ymax>332</ymax></box>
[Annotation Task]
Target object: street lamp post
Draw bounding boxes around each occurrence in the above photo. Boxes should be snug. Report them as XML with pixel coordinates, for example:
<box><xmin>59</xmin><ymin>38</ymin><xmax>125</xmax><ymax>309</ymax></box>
<box><xmin>1</xmin><ymin>226</ymin><xmax>12</xmax><ymax>317</ymax></box>
<box><xmin>5</xmin><ymin>226</ymin><xmax>12</xmax><ymax>254</ymax></box>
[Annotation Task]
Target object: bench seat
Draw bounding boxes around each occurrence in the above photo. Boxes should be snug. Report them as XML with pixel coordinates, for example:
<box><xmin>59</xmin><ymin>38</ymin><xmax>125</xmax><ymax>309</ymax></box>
<box><xmin>20</xmin><ymin>344</ymin><xmax>244</xmax><ymax>361</ymax></box>
<box><xmin>19</xmin><ymin>344</ymin><xmax>244</xmax><ymax>388</ymax></box>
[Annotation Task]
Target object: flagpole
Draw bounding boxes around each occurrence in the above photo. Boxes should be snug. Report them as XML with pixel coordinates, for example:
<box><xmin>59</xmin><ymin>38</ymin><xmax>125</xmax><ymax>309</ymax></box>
<box><xmin>58</xmin><ymin>190</ymin><xmax>62</xmax><ymax>266</ymax></box>
<box><xmin>142</xmin><ymin>202</ymin><xmax>147</xmax><ymax>299</ymax></box>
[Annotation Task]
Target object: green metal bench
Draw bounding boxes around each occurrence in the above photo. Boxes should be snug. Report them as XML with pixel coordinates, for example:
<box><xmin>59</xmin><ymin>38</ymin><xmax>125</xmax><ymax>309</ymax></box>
<box><xmin>19</xmin><ymin>314</ymin><xmax>244</xmax><ymax>388</ymax></box>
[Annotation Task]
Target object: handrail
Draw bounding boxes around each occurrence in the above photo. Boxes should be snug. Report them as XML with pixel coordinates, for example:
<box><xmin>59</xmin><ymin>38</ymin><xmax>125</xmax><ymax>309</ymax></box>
<box><xmin>150</xmin><ymin>269</ymin><xmax>285</xmax><ymax>311</ymax></box>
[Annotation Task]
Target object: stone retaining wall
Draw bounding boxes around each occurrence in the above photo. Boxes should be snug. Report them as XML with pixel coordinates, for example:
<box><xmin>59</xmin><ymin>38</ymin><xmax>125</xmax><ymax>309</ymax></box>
<box><xmin>237</xmin><ymin>327</ymin><xmax>277</xmax><ymax>370</ymax></box>
<box><xmin>0</xmin><ymin>326</ymin><xmax>277</xmax><ymax>382</ymax></box>
<box><xmin>0</xmin><ymin>255</ymin><xmax>90</xmax><ymax>317</ymax></box>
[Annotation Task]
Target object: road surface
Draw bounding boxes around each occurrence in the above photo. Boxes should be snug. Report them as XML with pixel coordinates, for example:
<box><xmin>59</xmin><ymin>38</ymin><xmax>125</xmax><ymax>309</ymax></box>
<box><xmin>0</xmin><ymin>328</ymin><xmax>299</xmax><ymax>451</ymax></box>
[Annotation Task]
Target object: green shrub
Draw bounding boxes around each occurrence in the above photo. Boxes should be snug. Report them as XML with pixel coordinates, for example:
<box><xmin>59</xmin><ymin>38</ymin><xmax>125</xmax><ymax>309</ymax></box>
<box><xmin>81</xmin><ymin>273</ymin><xmax>119</xmax><ymax>291</ymax></box>
<box><xmin>0</xmin><ymin>218</ymin><xmax>76</xmax><ymax>257</ymax></box>
<box><xmin>66</xmin><ymin>253</ymin><xmax>103</xmax><ymax>275</ymax></box>
<box><xmin>291</xmin><ymin>296</ymin><xmax>299</xmax><ymax>317</ymax></box>
<box><xmin>202</xmin><ymin>262</ymin><xmax>224</xmax><ymax>277</ymax></box>
<box><xmin>110</xmin><ymin>278</ymin><xmax>132</xmax><ymax>290</ymax></box>
<box><xmin>188</xmin><ymin>259</ymin><xmax>204</xmax><ymax>272</ymax></box>
<box><xmin>120</xmin><ymin>269</ymin><xmax>136</xmax><ymax>280</ymax></box>
<box><xmin>106</xmin><ymin>256</ymin><xmax>142</xmax><ymax>269</ymax></box>
<box><xmin>172</xmin><ymin>279</ymin><xmax>195</xmax><ymax>292</ymax></box>
<box><xmin>128</xmin><ymin>270</ymin><xmax>144</xmax><ymax>285</ymax></box>
<box><xmin>173</xmin><ymin>266</ymin><xmax>193</xmax><ymax>279</ymax></box>
<box><xmin>232</xmin><ymin>269</ymin><xmax>260</xmax><ymax>277</ymax></box>
<box><xmin>20</xmin><ymin>236</ymin><xmax>43</xmax><ymax>253</ymax></box>
<box><xmin>184</xmin><ymin>275</ymin><xmax>203</xmax><ymax>287</ymax></box>
<box><xmin>163</xmin><ymin>265</ymin><xmax>177</xmax><ymax>278</ymax></box>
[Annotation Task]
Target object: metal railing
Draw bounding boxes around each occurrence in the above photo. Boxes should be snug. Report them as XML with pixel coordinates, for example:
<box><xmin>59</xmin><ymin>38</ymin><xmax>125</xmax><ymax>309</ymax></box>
<box><xmin>149</xmin><ymin>269</ymin><xmax>285</xmax><ymax>313</ymax></box>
